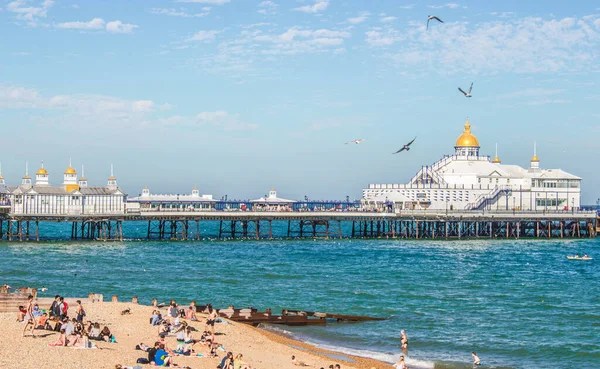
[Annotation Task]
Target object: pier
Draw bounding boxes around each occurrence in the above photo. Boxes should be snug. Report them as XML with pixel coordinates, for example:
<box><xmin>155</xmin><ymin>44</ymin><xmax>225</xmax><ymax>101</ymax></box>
<box><xmin>0</xmin><ymin>209</ymin><xmax>596</xmax><ymax>241</ymax></box>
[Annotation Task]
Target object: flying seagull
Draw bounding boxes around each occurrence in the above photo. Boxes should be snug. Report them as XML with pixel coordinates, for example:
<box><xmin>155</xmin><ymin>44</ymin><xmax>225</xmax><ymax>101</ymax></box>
<box><xmin>393</xmin><ymin>137</ymin><xmax>417</xmax><ymax>154</ymax></box>
<box><xmin>345</xmin><ymin>138</ymin><xmax>365</xmax><ymax>145</ymax></box>
<box><xmin>427</xmin><ymin>15</ymin><xmax>444</xmax><ymax>30</ymax></box>
<box><xmin>458</xmin><ymin>82</ymin><xmax>473</xmax><ymax>98</ymax></box>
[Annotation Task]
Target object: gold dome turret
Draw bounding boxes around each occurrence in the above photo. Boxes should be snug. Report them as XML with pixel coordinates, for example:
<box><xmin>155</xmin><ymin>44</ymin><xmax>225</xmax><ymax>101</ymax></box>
<box><xmin>36</xmin><ymin>167</ymin><xmax>48</xmax><ymax>175</ymax></box>
<box><xmin>492</xmin><ymin>143</ymin><xmax>501</xmax><ymax>163</ymax></box>
<box><xmin>455</xmin><ymin>118</ymin><xmax>480</xmax><ymax>147</ymax></box>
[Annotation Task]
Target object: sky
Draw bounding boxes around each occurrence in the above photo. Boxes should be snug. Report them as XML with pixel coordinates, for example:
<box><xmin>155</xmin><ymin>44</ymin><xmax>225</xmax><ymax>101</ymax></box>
<box><xmin>1</xmin><ymin>0</ymin><xmax>599</xmax><ymax>203</ymax></box>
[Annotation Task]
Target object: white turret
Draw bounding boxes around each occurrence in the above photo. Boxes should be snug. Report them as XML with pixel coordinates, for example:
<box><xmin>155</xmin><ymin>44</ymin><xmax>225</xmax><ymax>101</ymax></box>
<box><xmin>63</xmin><ymin>158</ymin><xmax>79</xmax><ymax>193</ymax></box>
<box><xmin>529</xmin><ymin>142</ymin><xmax>540</xmax><ymax>172</ymax></box>
<box><xmin>35</xmin><ymin>161</ymin><xmax>50</xmax><ymax>186</ymax></box>
<box><xmin>107</xmin><ymin>164</ymin><xmax>118</xmax><ymax>190</ymax></box>
<box><xmin>22</xmin><ymin>161</ymin><xmax>32</xmax><ymax>187</ymax></box>
<box><xmin>141</xmin><ymin>187</ymin><xmax>150</xmax><ymax>197</ymax></box>
<box><xmin>79</xmin><ymin>165</ymin><xmax>88</xmax><ymax>188</ymax></box>
<box><xmin>0</xmin><ymin>163</ymin><xmax>6</xmax><ymax>186</ymax></box>
<box><xmin>192</xmin><ymin>187</ymin><xmax>200</xmax><ymax>197</ymax></box>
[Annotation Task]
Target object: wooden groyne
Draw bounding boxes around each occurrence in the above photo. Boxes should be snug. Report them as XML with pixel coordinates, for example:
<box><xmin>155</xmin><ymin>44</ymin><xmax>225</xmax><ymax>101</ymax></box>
<box><xmin>209</xmin><ymin>306</ymin><xmax>386</xmax><ymax>327</ymax></box>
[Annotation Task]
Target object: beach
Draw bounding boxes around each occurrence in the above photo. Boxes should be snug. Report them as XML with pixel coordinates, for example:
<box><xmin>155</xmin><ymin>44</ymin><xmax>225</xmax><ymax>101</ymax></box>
<box><xmin>0</xmin><ymin>297</ymin><xmax>391</xmax><ymax>369</ymax></box>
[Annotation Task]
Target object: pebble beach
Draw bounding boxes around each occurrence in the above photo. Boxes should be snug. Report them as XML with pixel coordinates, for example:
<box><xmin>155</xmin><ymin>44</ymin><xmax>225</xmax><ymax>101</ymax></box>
<box><xmin>0</xmin><ymin>297</ymin><xmax>390</xmax><ymax>369</ymax></box>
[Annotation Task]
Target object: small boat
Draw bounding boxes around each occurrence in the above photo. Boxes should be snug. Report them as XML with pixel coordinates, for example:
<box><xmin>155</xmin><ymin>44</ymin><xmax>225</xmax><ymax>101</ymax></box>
<box><xmin>567</xmin><ymin>256</ymin><xmax>593</xmax><ymax>260</ymax></box>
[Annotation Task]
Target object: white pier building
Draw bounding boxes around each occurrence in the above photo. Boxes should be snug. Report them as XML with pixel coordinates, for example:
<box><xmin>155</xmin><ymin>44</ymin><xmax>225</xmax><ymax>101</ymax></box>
<box><xmin>362</xmin><ymin>118</ymin><xmax>582</xmax><ymax>212</ymax></box>
<box><xmin>6</xmin><ymin>162</ymin><xmax>126</xmax><ymax>215</ymax></box>
<box><xmin>127</xmin><ymin>187</ymin><xmax>217</xmax><ymax>212</ymax></box>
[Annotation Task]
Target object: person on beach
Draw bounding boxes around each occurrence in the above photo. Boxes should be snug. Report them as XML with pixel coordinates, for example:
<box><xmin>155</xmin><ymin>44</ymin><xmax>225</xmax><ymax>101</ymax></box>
<box><xmin>147</xmin><ymin>341</ymin><xmax>160</xmax><ymax>363</ymax></box>
<box><xmin>234</xmin><ymin>353</ymin><xmax>250</xmax><ymax>369</ymax></box>
<box><xmin>154</xmin><ymin>343</ymin><xmax>176</xmax><ymax>367</ymax></box>
<box><xmin>206</xmin><ymin>305</ymin><xmax>218</xmax><ymax>334</ymax></box>
<box><xmin>292</xmin><ymin>355</ymin><xmax>311</xmax><ymax>366</ymax></box>
<box><xmin>186</xmin><ymin>305</ymin><xmax>198</xmax><ymax>321</ymax></box>
<box><xmin>472</xmin><ymin>352</ymin><xmax>481</xmax><ymax>365</ymax></box>
<box><xmin>59</xmin><ymin>296</ymin><xmax>68</xmax><ymax>319</ymax></box>
<box><xmin>50</xmin><ymin>295</ymin><xmax>61</xmax><ymax>318</ymax></box>
<box><xmin>394</xmin><ymin>356</ymin><xmax>407</xmax><ymax>369</ymax></box>
<box><xmin>23</xmin><ymin>294</ymin><xmax>37</xmax><ymax>337</ymax></box>
<box><xmin>218</xmin><ymin>351</ymin><xmax>234</xmax><ymax>369</ymax></box>
<box><xmin>75</xmin><ymin>300</ymin><xmax>86</xmax><ymax>323</ymax></box>
<box><xmin>100</xmin><ymin>326</ymin><xmax>113</xmax><ymax>342</ymax></box>
<box><xmin>400</xmin><ymin>330</ymin><xmax>408</xmax><ymax>349</ymax></box>
<box><xmin>151</xmin><ymin>310</ymin><xmax>162</xmax><ymax>325</ymax></box>
<box><xmin>17</xmin><ymin>305</ymin><xmax>27</xmax><ymax>322</ymax></box>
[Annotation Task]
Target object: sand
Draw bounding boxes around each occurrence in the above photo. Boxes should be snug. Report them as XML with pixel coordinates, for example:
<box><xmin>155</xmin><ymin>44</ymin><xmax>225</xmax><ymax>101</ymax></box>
<box><xmin>0</xmin><ymin>298</ymin><xmax>393</xmax><ymax>369</ymax></box>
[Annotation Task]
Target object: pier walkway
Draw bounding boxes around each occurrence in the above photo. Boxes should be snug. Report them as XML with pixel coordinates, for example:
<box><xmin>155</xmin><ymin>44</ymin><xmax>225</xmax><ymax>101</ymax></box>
<box><xmin>0</xmin><ymin>209</ymin><xmax>596</xmax><ymax>241</ymax></box>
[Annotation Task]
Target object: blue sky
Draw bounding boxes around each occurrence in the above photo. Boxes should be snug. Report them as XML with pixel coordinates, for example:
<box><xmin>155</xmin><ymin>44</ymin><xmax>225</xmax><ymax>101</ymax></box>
<box><xmin>1</xmin><ymin>0</ymin><xmax>599</xmax><ymax>203</ymax></box>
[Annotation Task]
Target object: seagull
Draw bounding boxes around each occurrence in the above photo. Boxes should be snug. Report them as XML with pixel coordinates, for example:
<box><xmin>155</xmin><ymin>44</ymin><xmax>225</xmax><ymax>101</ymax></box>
<box><xmin>458</xmin><ymin>82</ymin><xmax>473</xmax><ymax>98</ymax></box>
<box><xmin>427</xmin><ymin>15</ymin><xmax>444</xmax><ymax>30</ymax></box>
<box><xmin>345</xmin><ymin>138</ymin><xmax>365</xmax><ymax>145</ymax></box>
<box><xmin>393</xmin><ymin>137</ymin><xmax>417</xmax><ymax>154</ymax></box>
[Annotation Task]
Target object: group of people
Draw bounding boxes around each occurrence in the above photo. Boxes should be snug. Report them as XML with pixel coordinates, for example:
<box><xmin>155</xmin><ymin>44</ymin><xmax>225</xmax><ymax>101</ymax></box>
<box><xmin>395</xmin><ymin>330</ymin><xmax>481</xmax><ymax>368</ymax></box>
<box><xmin>136</xmin><ymin>301</ymin><xmax>227</xmax><ymax>367</ymax></box>
<box><xmin>16</xmin><ymin>293</ymin><xmax>114</xmax><ymax>349</ymax></box>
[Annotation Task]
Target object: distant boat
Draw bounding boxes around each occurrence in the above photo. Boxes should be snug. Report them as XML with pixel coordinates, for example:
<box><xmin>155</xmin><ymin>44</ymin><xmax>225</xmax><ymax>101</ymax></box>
<box><xmin>567</xmin><ymin>256</ymin><xmax>593</xmax><ymax>260</ymax></box>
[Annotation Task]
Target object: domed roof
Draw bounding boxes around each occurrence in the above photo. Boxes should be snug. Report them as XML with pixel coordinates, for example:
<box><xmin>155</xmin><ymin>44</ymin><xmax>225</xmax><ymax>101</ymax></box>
<box><xmin>64</xmin><ymin>167</ymin><xmax>77</xmax><ymax>175</ymax></box>
<box><xmin>36</xmin><ymin>167</ymin><xmax>48</xmax><ymax>175</ymax></box>
<box><xmin>492</xmin><ymin>156</ymin><xmax>501</xmax><ymax>163</ymax></box>
<box><xmin>455</xmin><ymin>118</ymin><xmax>480</xmax><ymax>147</ymax></box>
<box><xmin>530</xmin><ymin>155</ymin><xmax>540</xmax><ymax>162</ymax></box>
<box><xmin>108</xmin><ymin>175</ymin><xmax>116</xmax><ymax>181</ymax></box>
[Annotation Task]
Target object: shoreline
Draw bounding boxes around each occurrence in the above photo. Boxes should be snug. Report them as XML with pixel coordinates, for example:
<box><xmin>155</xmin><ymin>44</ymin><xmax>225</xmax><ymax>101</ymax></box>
<box><xmin>0</xmin><ymin>296</ymin><xmax>394</xmax><ymax>369</ymax></box>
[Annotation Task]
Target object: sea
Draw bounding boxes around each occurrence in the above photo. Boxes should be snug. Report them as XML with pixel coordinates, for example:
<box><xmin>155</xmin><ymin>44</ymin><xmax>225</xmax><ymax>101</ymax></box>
<box><xmin>1</xmin><ymin>222</ymin><xmax>598</xmax><ymax>369</ymax></box>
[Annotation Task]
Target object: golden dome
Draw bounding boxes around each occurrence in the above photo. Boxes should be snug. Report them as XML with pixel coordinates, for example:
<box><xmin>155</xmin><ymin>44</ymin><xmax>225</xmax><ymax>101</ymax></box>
<box><xmin>22</xmin><ymin>174</ymin><xmax>31</xmax><ymax>179</ymax></box>
<box><xmin>108</xmin><ymin>175</ymin><xmax>116</xmax><ymax>181</ymax></box>
<box><xmin>79</xmin><ymin>176</ymin><xmax>87</xmax><ymax>181</ymax></box>
<box><xmin>492</xmin><ymin>156</ymin><xmax>501</xmax><ymax>163</ymax></box>
<box><xmin>0</xmin><ymin>173</ymin><xmax>4</xmax><ymax>180</ymax></box>
<box><xmin>531</xmin><ymin>155</ymin><xmax>540</xmax><ymax>162</ymax></box>
<box><xmin>36</xmin><ymin>167</ymin><xmax>48</xmax><ymax>175</ymax></box>
<box><xmin>64</xmin><ymin>167</ymin><xmax>77</xmax><ymax>175</ymax></box>
<box><xmin>455</xmin><ymin>118</ymin><xmax>480</xmax><ymax>147</ymax></box>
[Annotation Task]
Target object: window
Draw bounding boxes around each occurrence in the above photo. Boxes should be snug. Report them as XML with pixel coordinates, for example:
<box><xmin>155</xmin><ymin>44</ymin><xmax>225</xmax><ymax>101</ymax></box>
<box><xmin>507</xmin><ymin>178</ymin><xmax>510</xmax><ymax>184</ymax></box>
<box><xmin>478</xmin><ymin>178</ymin><xmax>481</xmax><ymax>183</ymax></box>
<box><xmin>496</xmin><ymin>178</ymin><xmax>499</xmax><ymax>184</ymax></box>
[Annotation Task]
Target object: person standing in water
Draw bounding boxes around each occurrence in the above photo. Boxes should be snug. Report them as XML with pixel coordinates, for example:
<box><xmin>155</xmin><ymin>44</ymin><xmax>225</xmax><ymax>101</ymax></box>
<box><xmin>472</xmin><ymin>352</ymin><xmax>481</xmax><ymax>365</ymax></box>
<box><xmin>400</xmin><ymin>330</ymin><xmax>408</xmax><ymax>350</ymax></box>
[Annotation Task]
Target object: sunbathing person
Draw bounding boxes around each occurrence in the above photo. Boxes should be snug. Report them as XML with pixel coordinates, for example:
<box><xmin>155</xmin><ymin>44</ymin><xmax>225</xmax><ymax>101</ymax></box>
<box><xmin>292</xmin><ymin>355</ymin><xmax>311</xmax><ymax>366</ymax></box>
<box><xmin>17</xmin><ymin>305</ymin><xmax>26</xmax><ymax>322</ymax></box>
<box><xmin>89</xmin><ymin>322</ymin><xmax>102</xmax><ymax>340</ymax></box>
<box><xmin>150</xmin><ymin>310</ymin><xmax>162</xmax><ymax>325</ymax></box>
<box><xmin>158</xmin><ymin>321</ymin><xmax>170</xmax><ymax>338</ymax></box>
<box><xmin>99</xmin><ymin>326</ymin><xmax>113</xmax><ymax>342</ymax></box>
<box><xmin>154</xmin><ymin>344</ymin><xmax>176</xmax><ymax>367</ymax></box>
<box><xmin>36</xmin><ymin>313</ymin><xmax>50</xmax><ymax>330</ymax></box>
<box><xmin>185</xmin><ymin>306</ymin><xmax>198</xmax><ymax>321</ymax></box>
<box><xmin>234</xmin><ymin>353</ymin><xmax>250</xmax><ymax>369</ymax></box>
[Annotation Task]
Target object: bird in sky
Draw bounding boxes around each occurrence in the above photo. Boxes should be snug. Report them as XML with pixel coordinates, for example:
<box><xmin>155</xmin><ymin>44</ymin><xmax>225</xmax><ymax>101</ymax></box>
<box><xmin>458</xmin><ymin>82</ymin><xmax>473</xmax><ymax>98</ymax></box>
<box><xmin>427</xmin><ymin>15</ymin><xmax>444</xmax><ymax>30</ymax></box>
<box><xmin>345</xmin><ymin>138</ymin><xmax>365</xmax><ymax>144</ymax></box>
<box><xmin>393</xmin><ymin>137</ymin><xmax>417</xmax><ymax>154</ymax></box>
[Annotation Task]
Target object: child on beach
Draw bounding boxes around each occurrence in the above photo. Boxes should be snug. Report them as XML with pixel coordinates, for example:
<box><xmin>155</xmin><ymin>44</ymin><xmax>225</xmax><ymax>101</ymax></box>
<box><xmin>17</xmin><ymin>305</ymin><xmax>26</xmax><ymax>322</ymax></box>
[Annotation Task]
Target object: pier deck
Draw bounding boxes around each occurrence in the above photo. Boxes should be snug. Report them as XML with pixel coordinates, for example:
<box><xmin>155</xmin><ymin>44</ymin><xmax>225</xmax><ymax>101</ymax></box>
<box><xmin>0</xmin><ymin>210</ymin><xmax>596</xmax><ymax>241</ymax></box>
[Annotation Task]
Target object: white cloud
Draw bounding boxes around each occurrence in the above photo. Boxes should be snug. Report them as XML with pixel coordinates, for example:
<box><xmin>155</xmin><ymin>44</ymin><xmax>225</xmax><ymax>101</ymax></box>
<box><xmin>106</xmin><ymin>20</ymin><xmax>138</xmax><ymax>34</ymax></box>
<box><xmin>150</xmin><ymin>8</ymin><xmax>210</xmax><ymax>18</ymax></box>
<box><xmin>253</xmin><ymin>27</ymin><xmax>351</xmax><ymax>53</ymax></box>
<box><xmin>365</xmin><ymin>28</ymin><xmax>403</xmax><ymax>46</ymax></box>
<box><xmin>380</xmin><ymin>16</ymin><xmax>397</xmax><ymax>23</ymax></box>
<box><xmin>293</xmin><ymin>0</ymin><xmax>329</xmax><ymax>14</ymax></box>
<box><xmin>0</xmin><ymin>85</ymin><xmax>159</xmax><ymax>120</ymax></box>
<box><xmin>194</xmin><ymin>111</ymin><xmax>258</xmax><ymax>130</ymax></box>
<box><xmin>57</xmin><ymin>18</ymin><xmax>105</xmax><ymax>30</ymax></box>
<box><xmin>347</xmin><ymin>12</ymin><xmax>370</xmax><ymax>24</ymax></box>
<box><xmin>7</xmin><ymin>0</ymin><xmax>54</xmax><ymax>26</ymax></box>
<box><xmin>132</xmin><ymin>100</ymin><xmax>155</xmax><ymax>113</ymax></box>
<box><xmin>186</xmin><ymin>30</ymin><xmax>221</xmax><ymax>42</ymax></box>
<box><xmin>258</xmin><ymin>0</ymin><xmax>277</xmax><ymax>15</ymax></box>
<box><xmin>176</xmin><ymin>0</ymin><xmax>230</xmax><ymax>4</ymax></box>
<box><xmin>427</xmin><ymin>3</ymin><xmax>460</xmax><ymax>9</ymax></box>
<box><xmin>372</xmin><ymin>15</ymin><xmax>600</xmax><ymax>74</ymax></box>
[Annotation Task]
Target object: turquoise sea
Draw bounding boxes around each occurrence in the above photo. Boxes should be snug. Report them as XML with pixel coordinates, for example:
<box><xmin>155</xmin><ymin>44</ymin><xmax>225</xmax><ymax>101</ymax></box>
<box><xmin>1</xmin><ymin>223</ymin><xmax>598</xmax><ymax>369</ymax></box>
